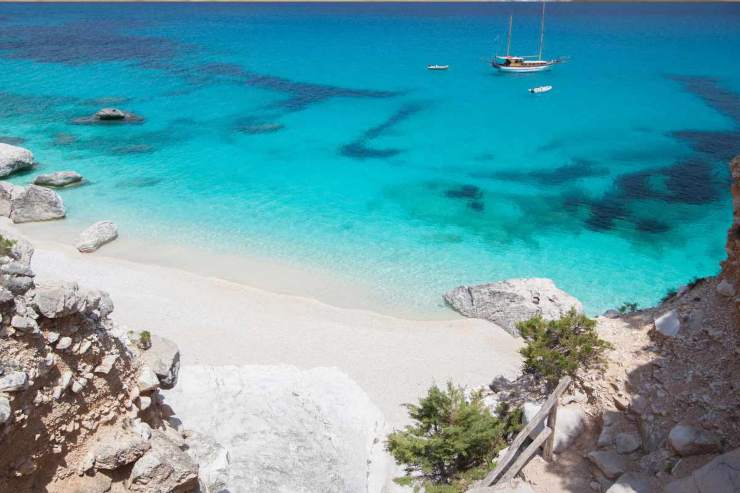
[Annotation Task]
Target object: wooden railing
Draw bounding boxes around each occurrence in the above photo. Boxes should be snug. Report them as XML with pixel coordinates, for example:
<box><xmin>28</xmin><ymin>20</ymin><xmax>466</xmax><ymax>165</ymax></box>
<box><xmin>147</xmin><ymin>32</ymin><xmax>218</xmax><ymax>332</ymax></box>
<box><xmin>480</xmin><ymin>376</ymin><xmax>572</xmax><ymax>486</ymax></box>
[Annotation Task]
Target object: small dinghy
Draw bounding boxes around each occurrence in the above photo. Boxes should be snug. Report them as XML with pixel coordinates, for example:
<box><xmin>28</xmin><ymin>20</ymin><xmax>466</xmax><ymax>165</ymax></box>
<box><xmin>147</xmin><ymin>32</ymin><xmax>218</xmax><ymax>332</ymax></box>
<box><xmin>427</xmin><ymin>64</ymin><xmax>449</xmax><ymax>71</ymax></box>
<box><xmin>528</xmin><ymin>85</ymin><xmax>552</xmax><ymax>94</ymax></box>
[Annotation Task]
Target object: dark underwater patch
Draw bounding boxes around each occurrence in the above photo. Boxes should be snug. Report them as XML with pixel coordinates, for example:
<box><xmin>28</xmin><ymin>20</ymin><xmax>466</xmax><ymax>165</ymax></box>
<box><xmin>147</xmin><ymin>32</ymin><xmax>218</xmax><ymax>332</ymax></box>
<box><xmin>667</xmin><ymin>74</ymin><xmax>740</xmax><ymax>124</ymax></box>
<box><xmin>585</xmin><ymin>197</ymin><xmax>629</xmax><ymax>232</ymax></box>
<box><xmin>340</xmin><ymin>103</ymin><xmax>423</xmax><ymax>160</ymax></box>
<box><xmin>111</xmin><ymin>144</ymin><xmax>155</xmax><ymax>155</ymax></box>
<box><xmin>0</xmin><ymin>91</ymin><xmax>77</xmax><ymax>121</ymax></box>
<box><xmin>0</xmin><ymin>22</ymin><xmax>177</xmax><ymax>66</ymax></box>
<box><xmin>635</xmin><ymin>218</ymin><xmax>670</xmax><ymax>234</ymax></box>
<box><xmin>116</xmin><ymin>177</ymin><xmax>162</xmax><ymax>188</ymax></box>
<box><xmin>670</xmin><ymin>129</ymin><xmax>740</xmax><ymax>163</ymax></box>
<box><xmin>53</xmin><ymin>133</ymin><xmax>77</xmax><ymax>145</ymax></box>
<box><xmin>468</xmin><ymin>200</ymin><xmax>485</xmax><ymax>212</ymax></box>
<box><xmin>445</xmin><ymin>184</ymin><xmax>482</xmax><ymax>200</ymax></box>
<box><xmin>488</xmin><ymin>159</ymin><xmax>609</xmax><ymax>185</ymax></box>
<box><xmin>663</xmin><ymin>159</ymin><xmax>722</xmax><ymax>204</ymax></box>
<box><xmin>0</xmin><ymin>135</ymin><xmax>26</xmax><ymax>145</ymax></box>
<box><xmin>234</xmin><ymin>117</ymin><xmax>285</xmax><ymax>135</ymax></box>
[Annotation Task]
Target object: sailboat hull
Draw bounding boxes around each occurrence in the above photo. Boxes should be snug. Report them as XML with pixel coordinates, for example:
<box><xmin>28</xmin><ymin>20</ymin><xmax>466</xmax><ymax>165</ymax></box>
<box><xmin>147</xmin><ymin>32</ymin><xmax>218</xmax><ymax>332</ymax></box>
<box><xmin>492</xmin><ymin>61</ymin><xmax>555</xmax><ymax>73</ymax></box>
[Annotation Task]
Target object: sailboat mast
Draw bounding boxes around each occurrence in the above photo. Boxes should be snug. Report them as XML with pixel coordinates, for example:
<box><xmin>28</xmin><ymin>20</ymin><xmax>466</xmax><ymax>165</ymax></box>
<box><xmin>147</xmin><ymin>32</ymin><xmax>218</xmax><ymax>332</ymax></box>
<box><xmin>538</xmin><ymin>1</ymin><xmax>546</xmax><ymax>60</ymax></box>
<box><xmin>506</xmin><ymin>14</ymin><xmax>513</xmax><ymax>56</ymax></box>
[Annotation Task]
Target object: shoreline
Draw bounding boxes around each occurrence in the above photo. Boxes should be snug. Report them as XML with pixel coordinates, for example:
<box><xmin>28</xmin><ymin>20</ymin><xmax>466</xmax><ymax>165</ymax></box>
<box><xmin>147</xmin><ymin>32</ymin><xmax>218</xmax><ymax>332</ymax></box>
<box><xmin>16</xmin><ymin>220</ymin><xmax>458</xmax><ymax>322</ymax></box>
<box><xmin>18</xmin><ymin>226</ymin><xmax>523</xmax><ymax>426</ymax></box>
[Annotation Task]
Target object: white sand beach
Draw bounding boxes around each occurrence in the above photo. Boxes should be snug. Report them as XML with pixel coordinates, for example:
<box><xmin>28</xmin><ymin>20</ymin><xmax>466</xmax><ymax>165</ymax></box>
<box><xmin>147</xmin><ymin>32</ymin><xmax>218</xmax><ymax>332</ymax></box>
<box><xmin>15</xmin><ymin>224</ymin><xmax>523</xmax><ymax>491</ymax></box>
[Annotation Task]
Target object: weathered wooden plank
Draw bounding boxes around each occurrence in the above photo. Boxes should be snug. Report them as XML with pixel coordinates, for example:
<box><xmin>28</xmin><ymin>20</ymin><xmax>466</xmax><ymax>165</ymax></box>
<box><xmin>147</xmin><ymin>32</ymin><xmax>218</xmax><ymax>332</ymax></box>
<box><xmin>542</xmin><ymin>400</ymin><xmax>559</xmax><ymax>460</ymax></box>
<box><xmin>481</xmin><ymin>376</ymin><xmax>571</xmax><ymax>486</ymax></box>
<box><xmin>500</xmin><ymin>426</ymin><xmax>553</xmax><ymax>482</ymax></box>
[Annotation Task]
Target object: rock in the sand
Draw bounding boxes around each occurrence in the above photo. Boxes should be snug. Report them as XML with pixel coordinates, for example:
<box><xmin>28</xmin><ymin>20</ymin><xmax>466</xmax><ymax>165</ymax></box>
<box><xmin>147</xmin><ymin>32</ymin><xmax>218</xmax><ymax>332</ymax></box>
<box><xmin>93</xmin><ymin>428</ymin><xmax>151</xmax><ymax>470</ymax></box>
<box><xmin>716</xmin><ymin>279</ymin><xmax>735</xmax><ymax>297</ymax></box>
<box><xmin>185</xmin><ymin>430</ymin><xmax>230</xmax><ymax>493</ymax></box>
<box><xmin>128</xmin><ymin>430</ymin><xmax>198</xmax><ymax>493</ymax></box>
<box><xmin>654</xmin><ymin>309</ymin><xmax>680</xmax><ymax>338</ymax></box>
<box><xmin>76</xmin><ymin>221</ymin><xmax>118</xmax><ymax>253</ymax></box>
<box><xmin>140</xmin><ymin>334</ymin><xmax>180</xmax><ymax>389</ymax></box>
<box><xmin>522</xmin><ymin>402</ymin><xmax>586</xmax><ymax>453</ymax></box>
<box><xmin>444</xmin><ymin>278</ymin><xmax>583</xmax><ymax>336</ymax></box>
<box><xmin>0</xmin><ymin>143</ymin><xmax>34</xmax><ymax>178</ymax></box>
<box><xmin>668</xmin><ymin>424</ymin><xmax>720</xmax><ymax>456</ymax></box>
<box><xmin>587</xmin><ymin>450</ymin><xmax>627</xmax><ymax>479</ymax></box>
<box><xmin>665</xmin><ymin>447</ymin><xmax>740</xmax><ymax>493</ymax></box>
<box><xmin>33</xmin><ymin>171</ymin><xmax>83</xmax><ymax>188</ymax></box>
<box><xmin>8</xmin><ymin>184</ymin><xmax>65</xmax><ymax>223</ymax></box>
<box><xmin>605</xmin><ymin>472</ymin><xmax>651</xmax><ymax>493</ymax></box>
<box><xmin>137</xmin><ymin>366</ymin><xmax>160</xmax><ymax>393</ymax></box>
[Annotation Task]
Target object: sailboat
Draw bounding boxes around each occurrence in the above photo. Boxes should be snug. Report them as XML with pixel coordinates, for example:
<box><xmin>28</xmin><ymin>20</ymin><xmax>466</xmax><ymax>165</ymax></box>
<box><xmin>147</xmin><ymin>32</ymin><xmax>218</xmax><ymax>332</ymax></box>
<box><xmin>492</xmin><ymin>2</ymin><xmax>561</xmax><ymax>73</ymax></box>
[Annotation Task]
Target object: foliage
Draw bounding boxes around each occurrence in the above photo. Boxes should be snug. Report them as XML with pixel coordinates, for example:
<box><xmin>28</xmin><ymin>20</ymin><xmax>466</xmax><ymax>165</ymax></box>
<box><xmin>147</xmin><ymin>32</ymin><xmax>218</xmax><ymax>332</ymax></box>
<box><xmin>0</xmin><ymin>235</ymin><xmax>16</xmax><ymax>257</ymax></box>
<box><xmin>386</xmin><ymin>382</ymin><xmax>517</xmax><ymax>491</ymax></box>
<box><xmin>617</xmin><ymin>302</ymin><xmax>639</xmax><ymax>314</ymax></box>
<box><xmin>138</xmin><ymin>330</ymin><xmax>152</xmax><ymax>349</ymax></box>
<box><xmin>517</xmin><ymin>309</ymin><xmax>612</xmax><ymax>389</ymax></box>
<box><xmin>661</xmin><ymin>289</ymin><xmax>677</xmax><ymax>304</ymax></box>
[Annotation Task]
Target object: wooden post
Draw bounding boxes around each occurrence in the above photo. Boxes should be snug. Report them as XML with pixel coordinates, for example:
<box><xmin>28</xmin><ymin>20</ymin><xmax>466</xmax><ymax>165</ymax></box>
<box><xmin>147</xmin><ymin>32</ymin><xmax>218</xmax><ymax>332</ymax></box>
<box><xmin>500</xmin><ymin>427</ymin><xmax>552</xmax><ymax>482</ymax></box>
<box><xmin>481</xmin><ymin>376</ymin><xmax>571</xmax><ymax>486</ymax></box>
<box><xmin>542</xmin><ymin>400</ymin><xmax>559</xmax><ymax>461</ymax></box>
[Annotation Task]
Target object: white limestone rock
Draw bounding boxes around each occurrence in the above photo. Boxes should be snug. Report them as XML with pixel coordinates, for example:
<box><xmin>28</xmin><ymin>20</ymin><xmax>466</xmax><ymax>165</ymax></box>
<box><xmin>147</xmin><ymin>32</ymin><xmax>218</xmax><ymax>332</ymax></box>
<box><xmin>654</xmin><ymin>309</ymin><xmax>681</xmax><ymax>338</ymax></box>
<box><xmin>0</xmin><ymin>371</ymin><xmax>27</xmax><ymax>392</ymax></box>
<box><xmin>615</xmin><ymin>432</ymin><xmax>642</xmax><ymax>454</ymax></box>
<box><xmin>33</xmin><ymin>171</ymin><xmax>83</xmax><ymax>188</ymax></box>
<box><xmin>76</xmin><ymin>221</ymin><xmax>118</xmax><ymax>253</ymax></box>
<box><xmin>162</xmin><ymin>365</ymin><xmax>390</xmax><ymax>493</ymax></box>
<box><xmin>716</xmin><ymin>279</ymin><xmax>735</xmax><ymax>297</ymax></box>
<box><xmin>605</xmin><ymin>472</ymin><xmax>651</xmax><ymax>493</ymax></box>
<box><xmin>137</xmin><ymin>366</ymin><xmax>160</xmax><ymax>393</ymax></box>
<box><xmin>522</xmin><ymin>401</ymin><xmax>586</xmax><ymax>453</ymax></box>
<box><xmin>444</xmin><ymin>278</ymin><xmax>583</xmax><ymax>336</ymax></box>
<box><xmin>0</xmin><ymin>395</ymin><xmax>10</xmax><ymax>424</ymax></box>
<box><xmin>665</xmin><ymin>447</ymin><xmax>740</xmax><ymax>493</ymax></box>
<box><xmin>32</xmin><ymin>281</ymin><xmax>81</xmax><ymax>318</ymax></box>
<box><xmin>185</xmin><ymin>430</ymin><xmax>231</xmax><ymax>493</ymax></box>
<box><xmin>668</xmin><ymin>424</ymin><xmax>721</xmax><ymax>457</ymax></box>
<box><xmin>92</xmin><ymin>427</ymin><xmax>151</xmax><ymax>470</ymax></box>
<box><xmin>0</xmin><ymin>143</ymin><xmax>34</xmax><ymax>178</ymax></box>
<box><xmin>140</xmin><ymin>335</ymin><xmax>180</xmax><ymax>389</ymax></box>
<box><xmin>127</xmin><ymin>430</ymin><xmax>198</xmax><ymax>493</ymax></box>
<box><xmin>9</xmin><ymin>184</ymin><xmax>65</xmax><ymax>223</ymax></box>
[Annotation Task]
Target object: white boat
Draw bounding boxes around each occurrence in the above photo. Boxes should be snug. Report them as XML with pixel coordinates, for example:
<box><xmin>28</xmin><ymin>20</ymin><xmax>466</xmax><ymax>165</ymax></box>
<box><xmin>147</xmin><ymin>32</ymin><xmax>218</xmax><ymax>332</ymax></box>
<box><xmin>492</xmin><ymin>3</ymin><xmax>562</xmax><ymax>73</ymax></box>
<box><xmin>529</xmin><ymin>85</ymin><xmax>553</xmax><ymax>94</ymax></box>
<box><xmin>427</xmin><ymin>65</ymin><xmax>449</xmax><ymax>71</ymax></box>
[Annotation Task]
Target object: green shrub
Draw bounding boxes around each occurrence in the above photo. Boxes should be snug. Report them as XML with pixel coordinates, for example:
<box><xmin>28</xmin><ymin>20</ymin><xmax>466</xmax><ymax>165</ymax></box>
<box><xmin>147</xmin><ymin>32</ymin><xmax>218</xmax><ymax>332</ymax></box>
<box><xmin>617</xmin><ymin>302</ymin><xmax>639</xmax><ymax>314</ymax></box>
<box><xmin>386</xmin><ymin>382</ymin><xmax>516</xmax><ymax>491</ymax></box>
<box><xmin>518</xmin><ymin>309</ymin><xmax>612</xmax><ymax>389</ymax></box>
<box><xmin>0</xmin><ymin>235</ymin><xmax>15</xmax><ymax>257</ymax></box>
<box><xmin>138</xmin><ymin>330</ymin><xmax>152</xmax><ymax>349</ymax></box>
<box><xmin>661</xmin><ymin>289</ymin><xmax>677</xmax><ymax>304</ymax></box>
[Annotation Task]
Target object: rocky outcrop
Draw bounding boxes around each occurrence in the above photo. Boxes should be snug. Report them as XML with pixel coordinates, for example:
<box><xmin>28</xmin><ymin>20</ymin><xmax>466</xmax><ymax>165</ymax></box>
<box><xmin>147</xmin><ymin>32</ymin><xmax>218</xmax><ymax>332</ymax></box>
<box><xmin>444</xmin><ymin>278</ymin><xmax>583</xmax><ymax>336</ymax></box>
<box><xmin>76</xmin><ymin>221</ymin><xmax>118</xmax><ymax>253</ymax></box>
<box><xmin>0</xmin><ymin>143</ymin><xmax>34</xmax><ymax>178</ymax></box>
<box><xmin>73</xmin><ymin>108</ymin><xmax>144</xmax><ymax>125</ymax></box>
<box><xmin>33</xmin><ymin>171</ymin><xmax>83</xmax><ymax>188</ymax></box>
<box><xmin>665</xmin><ymin>447</ymin><xmax>740</xmax><ymax>493</ymax></box>
<box><xmin>668</xmin><ymin>424</ymin><xmax>721</xmax><ymax>457</ymax></box>
<box><xmin>140</xmin><ymin>334</ymin><xmax>180</xmax><ymax>389</ymax></box>
<box><xmin>0</xmin><ymin>182</ymin><xmax>65</xmax><ymax>223</ymax></box>
<box><xmin>0</xmin><ymin>223</ymin><xmax>225</xmax><ymax>492</ymax></box>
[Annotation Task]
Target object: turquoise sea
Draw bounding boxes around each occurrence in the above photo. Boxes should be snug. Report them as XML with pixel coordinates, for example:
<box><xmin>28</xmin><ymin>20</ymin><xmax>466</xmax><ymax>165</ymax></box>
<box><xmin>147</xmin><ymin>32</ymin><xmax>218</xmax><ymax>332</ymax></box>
<box><xmin>0</xmin><ymin>2</ymin><xmax>738</xmax><ymax>316</ymax></box>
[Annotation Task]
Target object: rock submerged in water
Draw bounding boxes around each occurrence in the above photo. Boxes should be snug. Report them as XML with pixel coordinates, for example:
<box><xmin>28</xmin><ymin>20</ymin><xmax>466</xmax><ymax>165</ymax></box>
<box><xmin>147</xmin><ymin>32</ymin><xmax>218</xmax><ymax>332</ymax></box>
<box><xmin>444</xmin><ymin>278</ymin><xmax>583</xmax><ymax>336</ymax></box>
<box><xmin>76</xmin><ymin>221</ymin><xmax>118</xmax><ymax>253</ymax></box>
<box><xmin>33</xmin><ymin>171</ymin><xmax>83</xmax><ymax>188</ymax></box>
<box><xmin>0</xmin><ymin>182</ymin><xmax>66</xmax><ymax>223</ymax></box>
<box><xmin>0</xmin><ymin>143</ymin><xmax>34</xmax><ymax>178</ymax></box>
<box><xmin>73</xmin><ymin>108</ymin><xmax>144</xmax><ymax>125</ymax></box>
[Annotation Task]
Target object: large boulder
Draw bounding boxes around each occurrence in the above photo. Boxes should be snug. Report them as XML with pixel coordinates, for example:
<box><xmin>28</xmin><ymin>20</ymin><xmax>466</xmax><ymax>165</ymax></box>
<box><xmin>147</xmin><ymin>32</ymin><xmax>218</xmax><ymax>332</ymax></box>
<box><xmin>76</xmin><ymin>221</ymin><xmax>118</xmax><ymax>253</ymax></box>
<box><xmin>0</xmin><ymin>143</ymin><xmax>34</xmax><ymax>178</ymax></box>
<box><xmin>522</xmin><ymin>402</ymin><xmax>586</xmax><ymax>453</ymax></box>
<box><xmin>73</xmin><ymin>108</ymin><xmax>144</xmax><ymax>124</ymax></box>
<box><xmin>665</xmin><ymin>447</ymin><xmax>740</xmax><ymax>493</ymax></box>
<box><xmin>185</xmin><ymin>431</ymin><xmax>230</xmax><ymax>493</ymax></box>
<box><xmin>444</xmin><ymin>278</ymin><xmax>583</xmax><ymax>335</ymax></box>
<box><xmin>587</xmin><ymin>450</ymin><xmax>627</xmax><ymax>479</ymax></box>
<box><xmin>127</xmin><ymin>430</ymin><xmax>198</xmax><ymax>493</ymax></box>
<box><xmin>92</xmin><ymin>428</ymin><xmax>151</xmax><ymax>470</ymax></box>
<box><xmin>668</xmin><ymin>424</ymin><xmax>721</xmax><ymax>457</ymax></box>
<box><xmin>8</xmin><ymin>184</ymin><xmax>65</xmax><ymax>223</ymax></box>
<box><xmin>32</xmin><ymin>281</ymin><xmax>82</xmax><ymax>318</ymax></box>
<box><xmin>33</xmin><ymin>171</ymin><xmax>83</xmax><ymax>188</ymax></box>
<box><xmin>605</xmin><ymin>472</ymin><xmax>651</xmax><ymax>493</ymax></box>
<box><xmin>140</xmin><ymin>335</ymin><xmax>180</xmax><ymax>389</ymax></box>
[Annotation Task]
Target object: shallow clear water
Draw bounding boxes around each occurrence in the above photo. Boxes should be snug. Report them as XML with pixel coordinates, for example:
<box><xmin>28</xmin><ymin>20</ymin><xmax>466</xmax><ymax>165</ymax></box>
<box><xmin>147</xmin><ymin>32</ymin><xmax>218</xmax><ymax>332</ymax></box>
<box><xmin>0</xmin><ymin>3</ymin><xmax>738</xmax><ymax>316</ymax></box>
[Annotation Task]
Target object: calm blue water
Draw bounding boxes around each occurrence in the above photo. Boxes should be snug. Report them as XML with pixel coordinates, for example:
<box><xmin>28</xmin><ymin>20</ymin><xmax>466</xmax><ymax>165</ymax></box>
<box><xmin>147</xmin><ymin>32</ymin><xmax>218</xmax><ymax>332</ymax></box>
<box><xmin>0</xmin><ymin>3</ymin><xmax>738</xmax><ymax>316</ymax></box>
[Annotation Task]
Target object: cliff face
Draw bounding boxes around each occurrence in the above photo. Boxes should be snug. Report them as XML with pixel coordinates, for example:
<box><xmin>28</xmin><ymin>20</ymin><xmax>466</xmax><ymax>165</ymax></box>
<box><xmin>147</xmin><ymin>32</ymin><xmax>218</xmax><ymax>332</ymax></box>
<box><xmin>0</xmin><ymin>221</ymin><xmax>226</xmax><ymax>492</ymax></box>
<box><xmin>722</xmin><ymin>155</ymin><xmax>740</xmax><ymax>316</ymax></box>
